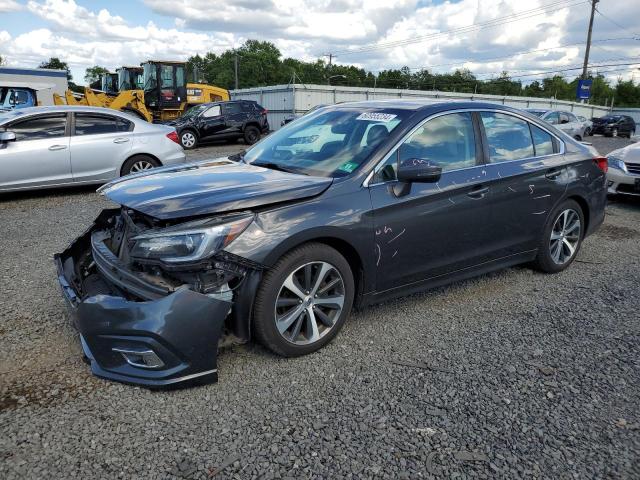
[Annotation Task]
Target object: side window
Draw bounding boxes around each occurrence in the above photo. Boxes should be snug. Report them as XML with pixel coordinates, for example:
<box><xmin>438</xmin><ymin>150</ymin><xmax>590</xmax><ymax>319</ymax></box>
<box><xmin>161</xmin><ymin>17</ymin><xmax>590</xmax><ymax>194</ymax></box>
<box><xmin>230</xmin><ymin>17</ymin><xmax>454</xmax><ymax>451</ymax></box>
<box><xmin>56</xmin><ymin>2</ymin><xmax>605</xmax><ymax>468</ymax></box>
<box><xmin>9</xmin><ymin>114</ymin><xmax>67</xmax><ymax>141</ymax></box>
<box><xmin>530</xmin><ymin>124</ymin><xmax>555</xmax><ymax>156</ymax></box>
<box><xmin>545</xmin><ymin>112</ymin><xmax>559</xmax><ymax>125</ymax></box>
<box><xmin>224</xmin><ymin>103</ymin><xmax>243</xmax><ymax>114</ymax></box>
<box><xmin>480</xmin><ymin>112</ymin><xmax>534</xmax><ymax>163</ymax></box>
<box><xmin>567</xmin><ymin>113</ymin><xmax>578</xmax><ymax>123</ymax></box>
<box><xmin>398</xmin><ymin>113</ymin><xmax>476</xmax><ymax>172</ymax></box>
<box><xmin>559</xmin><ymin>113</ymin><xmax>569</xmax><ymax>124</ymax></box>
<box><xmin>203</xmin><ymin>105</ymin><xmax>221</xmax><ymax>118</ymax></box>
<box><xmin>74</xmin><ymin>114</ymin><xmax>124</xmax><ymax>135</ymax></box>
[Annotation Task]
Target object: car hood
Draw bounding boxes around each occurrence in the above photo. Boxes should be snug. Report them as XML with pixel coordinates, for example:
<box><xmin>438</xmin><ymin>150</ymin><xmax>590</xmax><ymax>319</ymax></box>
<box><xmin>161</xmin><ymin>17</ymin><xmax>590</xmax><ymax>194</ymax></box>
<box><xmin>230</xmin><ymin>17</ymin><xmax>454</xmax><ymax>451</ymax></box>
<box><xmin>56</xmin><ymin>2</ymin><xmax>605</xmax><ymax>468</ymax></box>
<box><xmin>98</xmin><ymin>159</ymin><xmax>333</xmax><ymax>220</ymax></box>
<box><xmin>608</xmin><ymin>143</ymin><xmax>640</xmax><ymax>162</ymax></box>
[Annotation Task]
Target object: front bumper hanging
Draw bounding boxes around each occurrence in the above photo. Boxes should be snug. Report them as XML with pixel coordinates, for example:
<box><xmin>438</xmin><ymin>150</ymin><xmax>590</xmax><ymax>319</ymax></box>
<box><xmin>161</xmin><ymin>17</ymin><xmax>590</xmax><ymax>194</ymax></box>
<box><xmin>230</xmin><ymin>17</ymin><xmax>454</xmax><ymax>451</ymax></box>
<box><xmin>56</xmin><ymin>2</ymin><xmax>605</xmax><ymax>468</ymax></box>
<box><xmin>54</xmin><ymin>212</ymin><xmax>231</xmax><ymax>388</ymax></box>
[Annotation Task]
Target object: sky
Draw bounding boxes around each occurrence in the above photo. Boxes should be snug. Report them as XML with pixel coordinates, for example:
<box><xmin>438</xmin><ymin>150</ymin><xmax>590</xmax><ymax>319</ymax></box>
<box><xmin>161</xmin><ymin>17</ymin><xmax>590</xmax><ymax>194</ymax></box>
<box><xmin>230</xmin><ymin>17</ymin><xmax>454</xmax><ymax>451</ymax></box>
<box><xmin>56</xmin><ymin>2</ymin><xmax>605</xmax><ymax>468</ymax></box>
<box><xmin>0</xmin><ymin>0</ymin><xmax>638</xmax><ymax>86</ymax></box>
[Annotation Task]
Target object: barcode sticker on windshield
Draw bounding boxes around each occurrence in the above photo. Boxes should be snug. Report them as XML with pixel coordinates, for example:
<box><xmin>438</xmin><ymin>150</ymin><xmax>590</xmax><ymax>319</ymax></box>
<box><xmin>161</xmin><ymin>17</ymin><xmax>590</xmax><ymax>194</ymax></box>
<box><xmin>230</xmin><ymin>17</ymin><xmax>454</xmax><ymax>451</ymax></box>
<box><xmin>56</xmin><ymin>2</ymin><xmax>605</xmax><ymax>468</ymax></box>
<box><xmin>356</xmin><ymin>112</ymin><xmax>397</xmax><ymax>122</ymax></box>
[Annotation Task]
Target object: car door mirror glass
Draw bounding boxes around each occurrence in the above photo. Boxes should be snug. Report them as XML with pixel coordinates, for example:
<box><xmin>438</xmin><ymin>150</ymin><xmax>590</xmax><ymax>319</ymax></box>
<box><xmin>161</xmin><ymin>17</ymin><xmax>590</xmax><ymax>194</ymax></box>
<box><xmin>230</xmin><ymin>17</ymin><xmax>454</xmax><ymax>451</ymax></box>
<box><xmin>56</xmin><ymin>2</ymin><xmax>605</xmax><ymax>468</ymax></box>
<box><xmin>0</xmin><ymin>131</ymin><xmax>17</xmax><ymax>142</ymax></box>
<box><xmin>397</xmin><ymin>158</ymin><xmax>442</xmax><ymax>183</ymax></box>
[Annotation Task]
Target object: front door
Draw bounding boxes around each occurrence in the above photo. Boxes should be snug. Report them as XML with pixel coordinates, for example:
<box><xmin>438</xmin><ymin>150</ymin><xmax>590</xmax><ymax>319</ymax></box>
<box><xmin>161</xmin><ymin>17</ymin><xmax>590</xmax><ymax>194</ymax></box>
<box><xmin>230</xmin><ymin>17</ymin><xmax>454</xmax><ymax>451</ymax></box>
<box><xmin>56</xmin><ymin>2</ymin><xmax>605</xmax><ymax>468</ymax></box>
<box><xmin>0</xmin><ymin>113</ymin><xmax>71</xmax><ymax>190</ymax></box>
<box><xmin>369</xmin><ymin>111</ymin><xmax>493</xmax><ymax>292</ymax></box>
<box><xmin>198</xmin><ymin>105</ymin><xmax>226</xmax><ymax>140</ymax></box>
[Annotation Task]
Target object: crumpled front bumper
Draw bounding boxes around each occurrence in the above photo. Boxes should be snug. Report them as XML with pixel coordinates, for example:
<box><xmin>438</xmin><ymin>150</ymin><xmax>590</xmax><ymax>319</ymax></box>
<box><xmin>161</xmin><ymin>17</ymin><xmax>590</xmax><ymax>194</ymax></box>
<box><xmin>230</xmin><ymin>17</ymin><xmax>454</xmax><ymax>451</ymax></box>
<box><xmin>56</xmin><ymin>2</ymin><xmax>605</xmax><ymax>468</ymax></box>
<box><xmin>54</xmin><ymin>214</ymin><xmax>231</xmax><ymax>388</ymax></box>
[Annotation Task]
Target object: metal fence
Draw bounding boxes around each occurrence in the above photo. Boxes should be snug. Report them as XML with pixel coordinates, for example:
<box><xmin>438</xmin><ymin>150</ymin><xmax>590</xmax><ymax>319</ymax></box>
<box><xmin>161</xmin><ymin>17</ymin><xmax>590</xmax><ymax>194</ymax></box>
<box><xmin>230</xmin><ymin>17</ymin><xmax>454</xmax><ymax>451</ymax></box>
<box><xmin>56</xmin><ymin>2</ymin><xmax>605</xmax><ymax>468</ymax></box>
<box><xmin>231</xmin><ymin>84</ymin><xmax>618</xmax><ymax>130</ymax></box>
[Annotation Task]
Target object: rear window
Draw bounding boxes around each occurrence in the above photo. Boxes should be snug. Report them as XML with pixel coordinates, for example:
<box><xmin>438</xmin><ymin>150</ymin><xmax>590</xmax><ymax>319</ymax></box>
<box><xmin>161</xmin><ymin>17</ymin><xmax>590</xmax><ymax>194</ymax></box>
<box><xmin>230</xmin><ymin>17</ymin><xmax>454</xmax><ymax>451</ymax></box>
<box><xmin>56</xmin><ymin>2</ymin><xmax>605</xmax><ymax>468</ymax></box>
<box><xmin>74</xmin><ymin>114</ymin><xmax>131</xmax><ymax>135</ymax></box>
<box><xmin>481</xmin><ymin>112</ymin><xmax>534</xmax><ymax>162</ymax></box>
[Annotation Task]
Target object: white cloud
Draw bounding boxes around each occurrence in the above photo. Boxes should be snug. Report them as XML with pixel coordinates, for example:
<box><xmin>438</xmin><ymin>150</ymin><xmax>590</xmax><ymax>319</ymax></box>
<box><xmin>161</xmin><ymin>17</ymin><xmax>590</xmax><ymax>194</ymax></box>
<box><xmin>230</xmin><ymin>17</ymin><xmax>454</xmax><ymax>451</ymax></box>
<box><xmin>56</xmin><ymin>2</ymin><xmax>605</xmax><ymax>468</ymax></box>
<box><xmin>2</xmin><ymin>0</ymin><xmax>638</xmax><ymax>84</ymax></box>
<box><xmin>0</xmin><ymin>0</ymin><xmax>22</xmax><ymax>13</ymax></box>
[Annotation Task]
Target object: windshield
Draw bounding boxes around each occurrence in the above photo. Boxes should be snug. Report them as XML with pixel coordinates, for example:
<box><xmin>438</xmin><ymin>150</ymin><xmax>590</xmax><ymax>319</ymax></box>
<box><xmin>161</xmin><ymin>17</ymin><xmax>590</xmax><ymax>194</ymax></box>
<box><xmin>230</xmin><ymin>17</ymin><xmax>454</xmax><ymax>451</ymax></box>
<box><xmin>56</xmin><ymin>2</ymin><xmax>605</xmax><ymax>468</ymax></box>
<box><xmin>243</xmin><ymin>107</ymin><xmax>408</xmax><ymax>177</ymax></box>
<box><xmin>181</xmin><ymin>104</ymin><xmax>209</xmax><ymax>119</ymax></box>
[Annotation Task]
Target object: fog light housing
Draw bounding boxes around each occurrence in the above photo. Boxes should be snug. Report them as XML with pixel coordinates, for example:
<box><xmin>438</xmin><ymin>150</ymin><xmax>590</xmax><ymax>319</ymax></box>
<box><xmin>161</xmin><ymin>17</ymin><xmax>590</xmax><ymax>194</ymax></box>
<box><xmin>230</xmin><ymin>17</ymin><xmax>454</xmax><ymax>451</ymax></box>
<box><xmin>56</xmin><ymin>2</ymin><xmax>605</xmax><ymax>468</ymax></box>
<box><xmin>112</xmin><ymin>347</ymin><xmax>165</xmax><ymax>369</ymax></box>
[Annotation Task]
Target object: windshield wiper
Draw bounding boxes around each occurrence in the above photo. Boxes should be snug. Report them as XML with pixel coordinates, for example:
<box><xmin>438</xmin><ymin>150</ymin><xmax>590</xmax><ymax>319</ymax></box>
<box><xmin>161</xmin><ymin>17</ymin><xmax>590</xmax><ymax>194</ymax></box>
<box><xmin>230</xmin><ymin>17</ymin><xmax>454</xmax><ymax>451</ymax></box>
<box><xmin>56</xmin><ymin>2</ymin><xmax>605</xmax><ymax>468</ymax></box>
<box><xmin>251</xmin><ymin>161</ymin><xmax>307</xmax><ymax>175</ymax></box>
<box><xmin>228</xmin><ymin>150</ymin><xmax>246</xmax><ymax>162</ymax></box>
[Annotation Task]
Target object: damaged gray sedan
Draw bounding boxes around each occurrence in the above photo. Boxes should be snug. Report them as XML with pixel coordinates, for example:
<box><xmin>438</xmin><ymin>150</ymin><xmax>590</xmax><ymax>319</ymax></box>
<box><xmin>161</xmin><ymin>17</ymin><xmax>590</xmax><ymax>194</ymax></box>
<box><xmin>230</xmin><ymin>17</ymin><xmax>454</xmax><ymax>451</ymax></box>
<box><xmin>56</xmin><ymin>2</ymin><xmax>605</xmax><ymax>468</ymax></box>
<box><xmin>56</xmin><ymin>101</ymin><xmax>607</xmax><ymax>387</ymax></box>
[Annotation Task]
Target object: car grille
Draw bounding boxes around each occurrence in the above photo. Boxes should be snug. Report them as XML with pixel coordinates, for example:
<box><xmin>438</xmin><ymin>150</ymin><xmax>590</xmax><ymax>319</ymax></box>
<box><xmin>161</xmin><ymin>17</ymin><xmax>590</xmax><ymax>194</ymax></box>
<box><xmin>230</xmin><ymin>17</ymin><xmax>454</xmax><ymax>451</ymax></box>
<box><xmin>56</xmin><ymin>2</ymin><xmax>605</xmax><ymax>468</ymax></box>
<box><xmin>626</xmin><ymin>163</ymin><xmax>640</xmax><ymax>175</ymax></box>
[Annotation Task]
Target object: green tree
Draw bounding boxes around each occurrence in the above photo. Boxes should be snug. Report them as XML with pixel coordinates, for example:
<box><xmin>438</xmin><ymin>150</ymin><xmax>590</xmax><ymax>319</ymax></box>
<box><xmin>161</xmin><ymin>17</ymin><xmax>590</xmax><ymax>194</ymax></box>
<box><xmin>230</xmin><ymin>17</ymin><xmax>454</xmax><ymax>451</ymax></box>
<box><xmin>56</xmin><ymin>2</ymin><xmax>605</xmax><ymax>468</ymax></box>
<box><xmin>84</xmin><ymin>65</ymin><xmax>109</xmax><ymax>84</ymax></box>
<box><xmin>39</xmin><ymin>57</ymin><xmax>72</xmax><ymax>81</ymax></box>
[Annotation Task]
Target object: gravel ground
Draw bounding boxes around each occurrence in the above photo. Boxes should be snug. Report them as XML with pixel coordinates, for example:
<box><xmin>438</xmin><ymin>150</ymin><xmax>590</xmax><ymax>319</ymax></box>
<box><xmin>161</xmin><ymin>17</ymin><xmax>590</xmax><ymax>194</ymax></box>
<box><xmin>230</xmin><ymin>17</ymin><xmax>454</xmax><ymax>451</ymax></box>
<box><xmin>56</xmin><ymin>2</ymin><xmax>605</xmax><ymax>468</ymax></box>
<box><xmin>1</xmin><ymin>135</ymin><xmax>638</xmax><ymax>479</ymax></box>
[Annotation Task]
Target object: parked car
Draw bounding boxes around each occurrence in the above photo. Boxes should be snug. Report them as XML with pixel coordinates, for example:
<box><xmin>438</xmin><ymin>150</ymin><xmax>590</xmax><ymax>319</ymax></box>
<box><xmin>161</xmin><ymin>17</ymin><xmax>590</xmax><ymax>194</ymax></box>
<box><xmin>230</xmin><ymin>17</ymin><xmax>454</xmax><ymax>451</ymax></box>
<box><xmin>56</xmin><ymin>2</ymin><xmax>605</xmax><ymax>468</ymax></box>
<box><xmin>606</xmin><ymin>142</ymin><xmax>640</xmax><ymax>196</ymax></box>
<box><xmin>591</xmin><ymin>114</ymin><xmax>636</xmax><ymax>138</ymax></box>
<box><xmin>56</xmin><ymin>101</ymin><xmax>607</xmax><ymax>388</ymax></box>
<box><xmin>281</xmin><ymin>104</ymin><xmax>327</xmax><ymax>126</ymax></box>
<box><xmin>526</xmin><ymin>109</ymin><xmax>587</xmax><ymax>140</ymax></box>
<box><xmin>168</xmin><ymin>100</ymin><xmax>269</xmax><ymax>149</ymax></box>
<box><xmin>577</xmin><ymin>115</ymin><xmax>593</xmax><ymax>136</ymax></box>
<box><xmin>0</xmin><ymin>106</ymin><xmax>185</xmax><ymax>192</ymax></box>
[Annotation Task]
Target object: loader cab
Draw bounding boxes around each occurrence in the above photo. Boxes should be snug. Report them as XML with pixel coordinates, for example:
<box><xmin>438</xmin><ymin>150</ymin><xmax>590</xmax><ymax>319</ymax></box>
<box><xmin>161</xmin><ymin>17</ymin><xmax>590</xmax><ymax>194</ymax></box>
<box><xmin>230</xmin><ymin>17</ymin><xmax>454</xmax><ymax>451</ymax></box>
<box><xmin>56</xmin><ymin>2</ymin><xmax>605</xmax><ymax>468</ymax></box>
<box><xmin>142</xmin><ymin>61</ymin><xmax>187</xmax><ymax>110</ymax></box>
<box><xmin>100</xmin><ymin>73</ymin><xmax>118</xmax><ymax>94</ymax></box>
<box><xmin>0</xmin><ymin>87</ymin><xmax>36</xmax><ymax>110</ymax></box>
<box><xmin>117</xmin><ymin>66</ymin><xmax>144</xmax><ymax>92</ymax></box>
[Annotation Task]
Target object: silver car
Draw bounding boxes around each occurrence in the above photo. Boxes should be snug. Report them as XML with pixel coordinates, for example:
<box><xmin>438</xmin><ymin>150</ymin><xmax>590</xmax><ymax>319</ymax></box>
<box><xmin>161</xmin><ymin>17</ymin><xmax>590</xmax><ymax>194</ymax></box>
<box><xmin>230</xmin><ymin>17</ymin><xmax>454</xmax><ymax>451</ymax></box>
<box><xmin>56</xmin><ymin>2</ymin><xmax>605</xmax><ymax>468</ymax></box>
<box><xmin>0</xmin><ymin>106</ymin><xmax>186</xmax><ymax>192</ymax></box>
<box><xmin>607</xmin><ymin>142</ymin><xmax>640</xmax><ymax>196</ymax></box>
<box><xmin>577</xmin><ymin>115</ymin><xmax>593</xmax><ymax>136</ymax></box>
<box><xmin>526</xmin><ymin>109</ymin><xmax>587</xmax><ymax>141</ymax></box>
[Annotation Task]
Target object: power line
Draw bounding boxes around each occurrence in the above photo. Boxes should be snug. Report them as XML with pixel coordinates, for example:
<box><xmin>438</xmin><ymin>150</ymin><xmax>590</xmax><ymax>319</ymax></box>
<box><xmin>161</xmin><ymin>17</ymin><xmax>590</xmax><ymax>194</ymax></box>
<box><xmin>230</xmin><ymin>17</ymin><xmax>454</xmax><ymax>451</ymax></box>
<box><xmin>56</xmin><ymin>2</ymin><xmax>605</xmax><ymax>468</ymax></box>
<box><xmin>330</xmin><ymin>0</ymin><xmax>583</xmax><ymax>56</ymax></box>
<box><xmin>368</xmin><ymin>36</ymin><xmax>636</xmax><ymax>73</ymax></box>
<box><xmin>593</xmin><ymin>4</ymin><xmax>640</xmax><ymax>38</ymax></box>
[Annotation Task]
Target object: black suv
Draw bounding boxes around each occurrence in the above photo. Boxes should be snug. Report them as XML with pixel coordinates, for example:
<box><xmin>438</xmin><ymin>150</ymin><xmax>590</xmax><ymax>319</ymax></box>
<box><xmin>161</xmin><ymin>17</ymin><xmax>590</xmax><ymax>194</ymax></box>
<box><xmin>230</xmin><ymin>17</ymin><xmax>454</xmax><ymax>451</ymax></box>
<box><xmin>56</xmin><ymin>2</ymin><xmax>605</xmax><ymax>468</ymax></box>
<box><xmin>169</xmin><ymin>100</ymin><xmax>269</xmax><ymax>149</ymax></box>
<box><xmin>591</xmin><ymin>114</ymin><xmax>636</xmax><ymax>138</ymax></box>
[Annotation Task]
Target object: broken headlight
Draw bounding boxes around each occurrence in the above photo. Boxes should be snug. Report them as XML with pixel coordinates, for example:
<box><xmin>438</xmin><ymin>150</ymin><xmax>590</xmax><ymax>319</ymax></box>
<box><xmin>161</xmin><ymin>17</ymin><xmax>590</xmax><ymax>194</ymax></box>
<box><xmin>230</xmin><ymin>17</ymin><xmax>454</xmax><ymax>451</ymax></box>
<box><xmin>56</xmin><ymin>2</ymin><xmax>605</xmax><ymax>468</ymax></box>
<box><xmin>131</xmin><ymin>214</ymin><xmax>253</xmax><ymax>263</ymax></box>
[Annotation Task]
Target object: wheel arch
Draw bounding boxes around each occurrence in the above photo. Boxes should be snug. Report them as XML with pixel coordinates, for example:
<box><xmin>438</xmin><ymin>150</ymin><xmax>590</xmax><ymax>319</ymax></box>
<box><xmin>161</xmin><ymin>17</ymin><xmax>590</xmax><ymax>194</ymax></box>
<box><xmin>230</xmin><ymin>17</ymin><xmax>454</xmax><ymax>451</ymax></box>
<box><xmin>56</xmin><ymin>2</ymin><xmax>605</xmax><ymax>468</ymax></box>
<box><xmin>120</xmin><ymin>152</ymin><xmax>161</xmax><ymax>176</ymax></box>
<box><xmin>566</xmin><ymin>194</ymin><xmax>590</xmax><ymax>234</ymax></box>
<box><xmin>230</xmin><ymin>234</ymin><xmax>368</xmax><ymax>343</ymax></box>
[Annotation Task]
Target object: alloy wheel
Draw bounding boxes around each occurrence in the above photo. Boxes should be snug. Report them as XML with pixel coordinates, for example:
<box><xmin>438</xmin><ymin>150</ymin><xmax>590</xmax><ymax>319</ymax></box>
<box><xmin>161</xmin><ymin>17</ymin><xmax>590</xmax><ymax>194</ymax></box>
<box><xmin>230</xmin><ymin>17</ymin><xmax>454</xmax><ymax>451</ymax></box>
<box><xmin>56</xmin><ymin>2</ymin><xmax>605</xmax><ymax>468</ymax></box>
<box><xmin>549</xmin><ymin>209</ymin><xmax>581</xmax><ymax>265</ymax></box>
<box><xmin>130</xmin><ymin>160</ymin><xmax>154</xmax><ymax>173</ymax></box>
<box><xmin>274</xmin><ymin>261</ymin><xmax>345</xmax><ymax>345</ymax></box>
<box><xmin>181</xmin><ymin>132</ymin><xmax>196</xmax><ymax>148</ymax></box>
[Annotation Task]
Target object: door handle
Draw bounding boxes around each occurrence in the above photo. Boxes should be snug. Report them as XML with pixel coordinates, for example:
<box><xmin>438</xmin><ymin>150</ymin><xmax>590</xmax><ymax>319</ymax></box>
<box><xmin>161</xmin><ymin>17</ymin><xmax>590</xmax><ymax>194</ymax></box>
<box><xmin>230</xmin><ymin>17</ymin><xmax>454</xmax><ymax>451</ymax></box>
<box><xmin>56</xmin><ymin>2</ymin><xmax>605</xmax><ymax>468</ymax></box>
<box><xmin>545</xmin><ymin>169</ymin><xmax>562</xmax><ymax>180</ymax></box>
<box><xmin>48</xmin><ymin>145</ymin><xmax>67</xmax><ymax>151</ymax></box>
<box><xmin>113</xmin><ymin>137</ymin><xmax>130</xmax><ymax>144</ymax></box>
<box><xmin>467</xmin><ymin>185</ymin><xmax>489</xmax><ymax>199</ymax></box>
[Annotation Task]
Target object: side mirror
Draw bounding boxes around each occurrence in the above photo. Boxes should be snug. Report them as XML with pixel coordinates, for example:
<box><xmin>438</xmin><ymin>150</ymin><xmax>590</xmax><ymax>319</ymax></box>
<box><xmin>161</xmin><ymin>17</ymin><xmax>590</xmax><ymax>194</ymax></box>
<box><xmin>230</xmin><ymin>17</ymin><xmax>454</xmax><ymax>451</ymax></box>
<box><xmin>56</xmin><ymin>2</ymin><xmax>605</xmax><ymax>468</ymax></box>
<box><xmin>0</xmin><ymin>131</ymin><xmax>16</xmax><ymax>146</ymax></box>
<box><xmin>1</xmin><ymin>131</ymin><xmax>16</xmax><ymax>141</ymax></box>
<box><xmin>397</xmin><ymin>158</ymin><xmax>442</xmax><ymax>183</ymax></box>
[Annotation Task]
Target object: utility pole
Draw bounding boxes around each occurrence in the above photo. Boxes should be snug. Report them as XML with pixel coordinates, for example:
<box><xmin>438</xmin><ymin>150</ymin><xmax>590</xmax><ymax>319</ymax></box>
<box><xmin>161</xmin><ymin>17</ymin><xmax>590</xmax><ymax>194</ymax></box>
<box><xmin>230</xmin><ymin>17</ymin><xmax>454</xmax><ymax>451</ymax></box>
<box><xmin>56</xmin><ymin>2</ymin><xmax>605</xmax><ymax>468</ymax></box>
<box><xmin>234</xmin><ymin>53</ymin><xmax>239</xmax><ymax>90</ymax></box>
<box><xmin>323</xmin><ymin>53</ymin><xmax>334</xmax><ymax>67</ymax></box>
<box><xmin>582</xmin><ymin>0</ymin><xmax>599</xmax><ymax>80</ymax></box>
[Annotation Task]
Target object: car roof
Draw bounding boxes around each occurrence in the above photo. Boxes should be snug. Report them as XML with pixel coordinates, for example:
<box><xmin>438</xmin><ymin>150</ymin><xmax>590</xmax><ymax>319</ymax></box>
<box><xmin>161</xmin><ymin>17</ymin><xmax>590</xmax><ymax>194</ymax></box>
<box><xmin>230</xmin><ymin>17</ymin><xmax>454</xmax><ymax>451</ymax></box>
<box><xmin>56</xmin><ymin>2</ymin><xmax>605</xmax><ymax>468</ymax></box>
<box><xmin>0</xmin><ymin>105</ymin><xmax>146</xmax><ymax>125</ymax></box>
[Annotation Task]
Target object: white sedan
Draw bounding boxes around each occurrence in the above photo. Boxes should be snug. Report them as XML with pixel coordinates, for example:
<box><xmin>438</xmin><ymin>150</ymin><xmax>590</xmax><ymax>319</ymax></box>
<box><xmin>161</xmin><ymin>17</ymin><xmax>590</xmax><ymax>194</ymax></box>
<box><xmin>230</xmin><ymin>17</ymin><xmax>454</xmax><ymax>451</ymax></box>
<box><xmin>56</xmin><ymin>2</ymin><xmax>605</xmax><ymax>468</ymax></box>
<box><xmin>0</xmin><ymin>106</ymin><xmax>186</xmax><ymax>192</ymax></box>
<box><xmin>607</xmin><ymin>142</ymin><xmax>640</xmax><ymax>196</ymax></box>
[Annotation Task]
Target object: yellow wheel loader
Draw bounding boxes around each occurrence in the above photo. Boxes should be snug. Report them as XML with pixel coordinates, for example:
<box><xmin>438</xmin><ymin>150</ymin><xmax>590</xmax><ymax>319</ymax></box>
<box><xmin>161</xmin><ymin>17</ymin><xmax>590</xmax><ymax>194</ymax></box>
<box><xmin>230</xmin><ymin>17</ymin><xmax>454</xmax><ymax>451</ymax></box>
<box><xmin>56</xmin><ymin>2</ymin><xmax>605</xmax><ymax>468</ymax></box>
<box><xmin>53</xmin><ymin>60</ymin><xmax>229</xmax><ymax>122</ymax></box>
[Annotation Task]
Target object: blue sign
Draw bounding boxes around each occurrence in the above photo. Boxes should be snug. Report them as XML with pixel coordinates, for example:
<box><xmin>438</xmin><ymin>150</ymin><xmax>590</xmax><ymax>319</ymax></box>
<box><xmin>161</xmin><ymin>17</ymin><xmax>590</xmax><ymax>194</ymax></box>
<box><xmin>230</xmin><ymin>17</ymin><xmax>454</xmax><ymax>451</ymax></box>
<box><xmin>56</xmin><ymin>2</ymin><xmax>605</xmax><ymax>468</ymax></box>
<box><xmin>577</xmin><ymin>79</ymin><xmax>593</xmax><ymax>100</ymax></box>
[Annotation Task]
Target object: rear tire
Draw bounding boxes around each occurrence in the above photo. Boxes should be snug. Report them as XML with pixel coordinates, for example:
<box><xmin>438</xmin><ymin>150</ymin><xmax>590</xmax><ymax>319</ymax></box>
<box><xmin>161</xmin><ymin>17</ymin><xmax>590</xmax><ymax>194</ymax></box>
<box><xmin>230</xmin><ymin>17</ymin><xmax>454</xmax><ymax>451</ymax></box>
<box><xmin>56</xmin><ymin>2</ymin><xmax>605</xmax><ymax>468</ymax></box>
<box><xmin>179</xmin><ymin>130</ymin><xmax>198</xmax><ymax>149</ymax></box>
<box><xmin>243</xmin><ymin>125</ymin><xmax>260</xmax><ymax>145</ymax></box>
<box><xmin>573</xmin><ymin>135</ymin><xmax>582</xmax><ymax>141</ymax></box>
<box><xmin>253</xmin><ymin>243</ymin><xmax>355</xmax><ymax>357</ymax></box>
<box><xmin>121</xmin><ymin>155</ymin><xmax>160</xmax><ymax>176</ymax></box>
<box><xmin>531</xmin><ymin>199</ymin><xmax>584</xmax><ymax>273</ymax></box>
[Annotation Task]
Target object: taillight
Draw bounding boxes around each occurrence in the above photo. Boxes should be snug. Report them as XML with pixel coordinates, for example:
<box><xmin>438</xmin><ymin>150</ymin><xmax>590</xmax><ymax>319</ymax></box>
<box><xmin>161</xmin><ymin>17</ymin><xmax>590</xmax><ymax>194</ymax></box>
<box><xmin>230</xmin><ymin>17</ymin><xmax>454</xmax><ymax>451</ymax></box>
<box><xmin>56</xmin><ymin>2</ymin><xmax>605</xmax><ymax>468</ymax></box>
<box><xmin>594</xmin><ymin>156</ymin><xmax>608</xmax><ymax>173</ymax></box>
<box><xmin>166</xmin><ymin>131</ymin><xmax>180</xmax><ymax>145</ymax></box>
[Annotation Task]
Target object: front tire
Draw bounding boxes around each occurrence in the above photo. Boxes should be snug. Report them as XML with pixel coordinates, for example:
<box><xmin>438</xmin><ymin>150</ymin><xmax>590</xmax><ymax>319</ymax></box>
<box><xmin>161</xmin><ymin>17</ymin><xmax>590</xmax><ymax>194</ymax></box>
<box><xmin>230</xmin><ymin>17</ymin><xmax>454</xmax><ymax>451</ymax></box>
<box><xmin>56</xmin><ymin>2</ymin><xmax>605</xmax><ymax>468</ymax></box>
<box><xmin>253</xmin><ymin>243</ymin><xmax>355</xmax><ymax>357</ymax></box>
<box><xmin>179</xmin><ymin>130</ymin><xmax>198</xmax><ymax>149</ymax></box>
<box><xmin>532</xmin><ymin>199</ymin><xmax>584</xmax><ymax>273</ymax></box>
<box><xmin>121</xmin><ymin>155</ymin><xmax>160</xmax><ymax>176</ymax></box>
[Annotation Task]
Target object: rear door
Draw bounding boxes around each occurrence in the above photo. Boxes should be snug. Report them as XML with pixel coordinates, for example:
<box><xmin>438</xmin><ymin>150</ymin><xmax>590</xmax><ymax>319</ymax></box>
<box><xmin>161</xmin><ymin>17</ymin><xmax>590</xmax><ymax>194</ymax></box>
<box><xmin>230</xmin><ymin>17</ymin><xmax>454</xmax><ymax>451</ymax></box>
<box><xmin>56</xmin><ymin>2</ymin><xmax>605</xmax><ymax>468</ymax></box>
<box><xmin>222</xmin><ymin>102</ymin><xmax>246</xmax><ymax>135</ymax></box>
<box><xmin>478</xmin><ymin>111</ymin><xmax>567</xmax><ymax>257</ymax></box>
<box><xmin>69</xmin><ymin>113</ymin><xmax>133</xmax><ymax>183</ymax></box>
<box><xmin>369</xmin><ymin>111</ymin><xmax>493</xmax><ymax>291</ymax></box>
<box><xmin>0</xmin><ymin>113</ymin><xmax>71</xmax><ymax>190</ymax></box>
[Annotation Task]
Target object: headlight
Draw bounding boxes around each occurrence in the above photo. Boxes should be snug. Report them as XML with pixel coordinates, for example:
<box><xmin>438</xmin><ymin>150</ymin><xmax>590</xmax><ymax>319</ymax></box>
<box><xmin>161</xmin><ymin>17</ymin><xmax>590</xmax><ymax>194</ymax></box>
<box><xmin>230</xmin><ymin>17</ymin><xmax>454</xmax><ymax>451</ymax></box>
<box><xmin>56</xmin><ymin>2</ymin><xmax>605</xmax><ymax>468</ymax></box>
<box><xmin>131</xmin><ymin>214</ymin><xmax>253</xmax><ymax>263</ymax></box>
<box><xmin>607</xmin><ymin>156</ymin><xmax>627</xmax><ymax>172</ymax></box>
